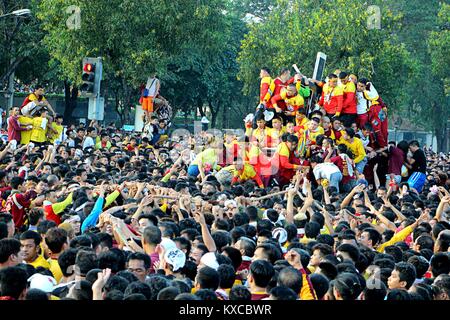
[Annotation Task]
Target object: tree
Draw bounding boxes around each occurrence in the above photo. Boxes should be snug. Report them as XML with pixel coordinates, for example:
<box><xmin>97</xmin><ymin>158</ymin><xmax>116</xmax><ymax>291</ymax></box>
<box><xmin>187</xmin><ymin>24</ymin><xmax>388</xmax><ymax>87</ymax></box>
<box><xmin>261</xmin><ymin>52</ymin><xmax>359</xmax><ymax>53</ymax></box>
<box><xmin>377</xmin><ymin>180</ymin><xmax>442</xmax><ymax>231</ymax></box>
<box><xmin>429</xmin><ymin>3</ymin><xmax>450</xmax><ymax>96</ymax></box>
<box><xmin>37</xmin><ymin>0</ymin><xmax>229</xmax><ymax>125</ymax></box>
<box><xmin>385</xmin><ymin>0</ymin><xmax>449</xmax><ymax>152</ymax></box>
<box><xmin>237</xmin><ymin>0</ymin><xmax>413</xmax><ymax>113</ymax></box>
<box><xmin>0</xmin><ymin>0</ymin><xmax>55</xmax><ymax>97</ymax></box>
<box><xmin>428</xmin><ymin>3</ymin><xmax>450</xmax><ymax>151</ymax></box>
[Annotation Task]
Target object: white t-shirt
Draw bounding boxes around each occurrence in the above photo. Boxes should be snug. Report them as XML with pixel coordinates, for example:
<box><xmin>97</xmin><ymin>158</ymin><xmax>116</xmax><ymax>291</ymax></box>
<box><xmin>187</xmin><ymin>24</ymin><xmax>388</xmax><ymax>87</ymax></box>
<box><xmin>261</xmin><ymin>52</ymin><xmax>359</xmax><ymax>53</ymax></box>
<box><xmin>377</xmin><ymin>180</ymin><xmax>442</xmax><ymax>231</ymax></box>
<box><xmin>82</xmin><ymin>136</ymin><xmax>95</xmax><ymax>150</ymax></box>
<box><xmin>356</xmin><ymin>84</ymin><xmax>378</xmax><ymax>115</ymax></box>
<box><xmin>146</xmin><ymin>77</ymin><xmax>160</xmax><ymax>97</ymax></box>
<box><xmin>313</xmin><ymin>163</ymin><xmax>341</xmax><ymax>181</ymax></box>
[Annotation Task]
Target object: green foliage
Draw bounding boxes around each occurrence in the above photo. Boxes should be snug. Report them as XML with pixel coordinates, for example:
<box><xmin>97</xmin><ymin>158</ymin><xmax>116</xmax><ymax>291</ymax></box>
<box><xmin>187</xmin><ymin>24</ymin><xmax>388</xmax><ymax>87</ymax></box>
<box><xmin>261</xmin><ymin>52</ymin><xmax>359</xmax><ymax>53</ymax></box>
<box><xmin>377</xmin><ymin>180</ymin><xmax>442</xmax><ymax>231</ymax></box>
<box><xmin>237</xmin><ymin>0</ymin><xmax>413</xmax><ymax>112</ymax></box>
<box><xmin>428</xmin><ymin>3</ymin><xmax>450</xmax><ymax>96</ymax></box>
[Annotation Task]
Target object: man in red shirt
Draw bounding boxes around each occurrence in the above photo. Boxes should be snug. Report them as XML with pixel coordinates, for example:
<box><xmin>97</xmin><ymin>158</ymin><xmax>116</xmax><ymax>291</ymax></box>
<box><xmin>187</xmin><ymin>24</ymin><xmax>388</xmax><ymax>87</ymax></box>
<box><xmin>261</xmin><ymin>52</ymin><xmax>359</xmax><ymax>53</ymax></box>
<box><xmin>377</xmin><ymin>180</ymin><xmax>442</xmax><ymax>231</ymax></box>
<box><xmin>318</xmin><ymin>74</ymin><xmax>344</xmax><ymax>118</ymax></box>
<box><xmin>339</xmin><ymin>72</ymin><xmax>357</xmax><ymax>127</ymax></box>
<box><xmin>268</xmin><ymin>68</ymin><xmax>296</xmax><ymax>112</ymax></box>
<box><xmin>7</xmin><ymin>107</ymin><xmax>32</xmax><ymax>143</ymax></box>
<box><xmin>248</xmin><ymin>260</ymin><xmax>274</xmax><ymax>300</ymax></box>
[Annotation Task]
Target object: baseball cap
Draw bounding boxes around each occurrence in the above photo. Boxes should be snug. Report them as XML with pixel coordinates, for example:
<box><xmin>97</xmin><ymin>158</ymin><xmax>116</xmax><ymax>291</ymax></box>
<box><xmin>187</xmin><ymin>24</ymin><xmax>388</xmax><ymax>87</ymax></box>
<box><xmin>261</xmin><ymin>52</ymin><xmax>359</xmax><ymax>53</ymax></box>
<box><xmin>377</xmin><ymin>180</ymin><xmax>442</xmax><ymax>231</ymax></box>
<box><xmin>160</xmin><ymin>238</ymin><xmax>177</xmax><ymax>252</ymax></box>
<box><xmin>28</xmin><ymin>274</ymin><xmax>57</xmax><ymax>293</ymax></box>
<box><xmin>164</xmin><ymin>248</ymin><xmax>186</xmax><ymax>272</ymax></box>
<box><xmin>272</xmin><ymin>227</ymin><xmax>288</xmax><ymax>244</ymax></box>
<box><xmin>200</xmin><ymin>252</ymin><xmax>219</xmax><ymax>271</ymax></box>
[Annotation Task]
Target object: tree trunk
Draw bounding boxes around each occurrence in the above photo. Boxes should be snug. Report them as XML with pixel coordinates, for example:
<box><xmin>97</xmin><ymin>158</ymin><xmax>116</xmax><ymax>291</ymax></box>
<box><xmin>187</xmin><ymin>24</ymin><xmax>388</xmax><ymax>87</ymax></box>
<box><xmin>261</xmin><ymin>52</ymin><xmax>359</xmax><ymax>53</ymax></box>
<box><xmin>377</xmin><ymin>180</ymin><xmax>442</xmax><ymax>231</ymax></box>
<box><xmin>63</xmin><ymin>81</ymin><xmax>78</xmax><ymax>125</ymax></box>
<box><xmin>209</xmin><ymin>99</ymin><xmax>221</xmax><ymax>128</ymax></box>
<box><xmin>197</xmin><ymin>97</ymin><xmax>205</xmax><ymax>117</ymax></box>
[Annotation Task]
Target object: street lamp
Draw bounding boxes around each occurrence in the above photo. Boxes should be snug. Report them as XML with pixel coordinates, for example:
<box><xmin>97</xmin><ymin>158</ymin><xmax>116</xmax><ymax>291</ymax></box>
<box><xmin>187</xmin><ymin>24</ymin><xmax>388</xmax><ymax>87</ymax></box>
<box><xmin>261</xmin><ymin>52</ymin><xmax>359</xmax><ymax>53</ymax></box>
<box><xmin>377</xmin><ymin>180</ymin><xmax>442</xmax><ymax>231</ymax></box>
<box><xmin>0</xmin><ymin>9</ymin><xmax>31</xmax><ymax>112</ymax></box>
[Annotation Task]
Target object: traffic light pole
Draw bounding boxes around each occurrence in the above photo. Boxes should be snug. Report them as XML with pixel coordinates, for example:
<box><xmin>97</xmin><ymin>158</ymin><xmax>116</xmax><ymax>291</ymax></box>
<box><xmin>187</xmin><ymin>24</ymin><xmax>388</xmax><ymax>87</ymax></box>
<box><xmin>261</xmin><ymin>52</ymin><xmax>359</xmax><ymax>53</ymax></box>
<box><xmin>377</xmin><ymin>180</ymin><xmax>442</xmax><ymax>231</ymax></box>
<box><xmin>81</xmin><ymin>57</ymin><xmax>104</xmax><ymax>121</ymax></box>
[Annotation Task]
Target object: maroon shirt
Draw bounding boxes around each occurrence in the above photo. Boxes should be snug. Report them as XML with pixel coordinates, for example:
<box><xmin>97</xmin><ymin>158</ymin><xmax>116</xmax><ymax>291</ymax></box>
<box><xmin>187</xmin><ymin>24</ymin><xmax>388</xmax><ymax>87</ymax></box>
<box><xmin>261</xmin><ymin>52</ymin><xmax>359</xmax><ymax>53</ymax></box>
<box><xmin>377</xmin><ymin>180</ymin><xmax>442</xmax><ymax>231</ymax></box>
<box><xmin>388</xmin><ymin>146</ymin><xmax>404</xmax><ymax>175</ymax></box>
<box><xmin>330</xmin><ymin>155</ymin><xmax>355</xmax><ymax>185</ymax></box>
<box><xmin>7</xmin><ymin>115</ymin><xmax>27</xmax><ymax>142</ymax></box>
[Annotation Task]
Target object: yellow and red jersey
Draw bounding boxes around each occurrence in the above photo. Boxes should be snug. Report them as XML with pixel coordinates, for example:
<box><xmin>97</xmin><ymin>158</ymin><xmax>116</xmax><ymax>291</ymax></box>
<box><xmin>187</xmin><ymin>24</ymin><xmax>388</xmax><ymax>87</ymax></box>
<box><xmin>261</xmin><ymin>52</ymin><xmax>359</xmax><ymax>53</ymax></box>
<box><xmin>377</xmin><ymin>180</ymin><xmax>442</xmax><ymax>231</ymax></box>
<box><xmin>272</xmin><ymin>142</ymin><xmax>297</xmax><ymax>171</ymax></box>
<box><xmin>223</xmin><ymin>164</ymin><xmax>264</xmax><ymax>188</ymax></box>
<box><xmin>271</xmin><ymin>88</ymin><xmax>305</xmax><ymax>113</ymax></box>
<box><xmin>342</xmin><ymin>81</ymin><xmax>357</xmax><ymax>114</ymax></box>
<box><xmin>267</xmin><ymin>127</ymin><xmax>285</xmax><ymax>148</ymax></box>
<box><xmin>318</xmin><ymin>83</ymin><xmax>344</xmax><ymax>115</ymax></box>
<box><xmin>248</xmin><ymin>144</ymin><xmax>272</xmax><ymax>177</ymax></box>
<box><xmin>260</xmin><ymin>76</ymin><xmax>274</xmax><ymax>105</ymax></box>
<box><xmin>251</xmin><ymin>127</ymin><xmax>272</xmax><ymax>147</ymax></box>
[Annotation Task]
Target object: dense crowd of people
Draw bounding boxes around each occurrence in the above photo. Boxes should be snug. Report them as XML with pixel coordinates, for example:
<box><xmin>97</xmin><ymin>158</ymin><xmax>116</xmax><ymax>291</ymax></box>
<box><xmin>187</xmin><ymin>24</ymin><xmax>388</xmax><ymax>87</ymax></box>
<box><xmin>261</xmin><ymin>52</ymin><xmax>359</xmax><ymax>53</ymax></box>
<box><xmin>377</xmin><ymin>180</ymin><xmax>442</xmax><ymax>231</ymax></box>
<box><xmin>0</xmin><ymin>69</ymin><xmax>449</xmax><ymax>302</ymax></box>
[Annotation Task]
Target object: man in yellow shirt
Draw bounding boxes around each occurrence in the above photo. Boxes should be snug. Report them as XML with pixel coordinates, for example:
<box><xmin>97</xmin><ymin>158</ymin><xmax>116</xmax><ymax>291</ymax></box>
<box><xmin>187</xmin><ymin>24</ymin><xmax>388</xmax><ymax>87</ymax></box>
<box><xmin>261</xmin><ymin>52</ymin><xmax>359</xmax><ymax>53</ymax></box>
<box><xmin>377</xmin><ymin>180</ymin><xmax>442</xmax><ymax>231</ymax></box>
<box><xmin>338</xmin><ymin>128</ymin><xmax>367</xmax><ymax>174</ymax></box>
<box><xmin>30</xmin><ymin>109</ymin><xmax>49</xmax><ymax>145</ymax></box>
<box><xmin>18</xmin><ymin>115</ymin><xmax>34</xmax><ymax>145</ymax></box>
<box><xmin>21</xmin><ymin>84</ymin><xmax>56</xmax><ymax>116</ymax></box>
<box><xmin>48</xmin><ymin>114</ymin><xmax>64</xmax><ymax>144</ymax></box>
<box><xmin>45</xmin><ymin>227</ymin><xmax>68</xmax><ymax>283</ymax></box>
<box><xmin>20</xmin><ymin>230</ymin><xmax>50</xmax><ymax>270</ymax></box>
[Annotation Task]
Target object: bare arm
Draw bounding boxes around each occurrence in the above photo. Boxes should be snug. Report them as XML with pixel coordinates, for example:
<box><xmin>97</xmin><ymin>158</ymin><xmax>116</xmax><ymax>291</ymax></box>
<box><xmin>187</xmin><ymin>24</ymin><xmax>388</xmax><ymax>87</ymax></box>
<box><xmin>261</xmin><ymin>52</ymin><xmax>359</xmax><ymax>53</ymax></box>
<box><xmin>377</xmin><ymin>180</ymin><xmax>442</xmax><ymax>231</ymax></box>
<box><xmin>436</xmin><ymin>196</ymin><xmax>450</xmax><ymax>222</ymax></box>
<box><xmin>194</xmin><ymin>210</ymin><xmax>216</xmax><ymax>252</ymax></box>
<box><xmin>373</xmin><ymin>163</ymin><xmax>380</xmax><ymax>190</ymax></box>
<box><xmin>323</xmin><ymin>185</ymin><xmax>331</xmax><ymax>205</ymax></box>
<box><xmin>340</xmin><ymin>184</ymin><xmax>365</xmax><ymax>209</ymax></box>
<box><xmin>382</xmin><ymin>195</ymin><xmax>407</xmax><ymax>223</ymax></box>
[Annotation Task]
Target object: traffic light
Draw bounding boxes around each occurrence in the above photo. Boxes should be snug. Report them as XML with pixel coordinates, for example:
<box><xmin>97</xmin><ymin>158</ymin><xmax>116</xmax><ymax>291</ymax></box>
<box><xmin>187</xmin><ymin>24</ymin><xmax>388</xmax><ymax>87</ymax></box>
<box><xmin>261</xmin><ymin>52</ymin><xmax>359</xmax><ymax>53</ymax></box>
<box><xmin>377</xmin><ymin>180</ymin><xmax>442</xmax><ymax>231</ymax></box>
<box><xmin>81</xmin><ymin>62</ymin><xmax>96</xmax><ymax>95</ymax></box>
<box><xmin>80</xmin><ymin>57</ymin><xmax>102</xmax><ymax>97</ymax></box>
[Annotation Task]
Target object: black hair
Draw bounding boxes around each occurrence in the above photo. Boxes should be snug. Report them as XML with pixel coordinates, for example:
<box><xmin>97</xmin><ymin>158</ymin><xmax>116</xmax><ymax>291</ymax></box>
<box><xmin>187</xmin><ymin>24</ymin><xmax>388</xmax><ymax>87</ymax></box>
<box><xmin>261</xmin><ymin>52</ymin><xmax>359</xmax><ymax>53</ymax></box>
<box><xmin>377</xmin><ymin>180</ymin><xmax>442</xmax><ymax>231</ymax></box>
<box><xmin>45</xmin><ymin>228</ymin><xmax>68</xmax><ymax>254</ymax></box>
<box><xmin>394</xmin><ymin>262</ymin><xmax>417</xmax><ymax>289</ymax></box>
<box><xmin>0</xmin><ymin>266</ymin><xmax>28</xmax><ymax>299</ymax></box>
<box><xmin>407</xmin><ymin>255</ymin><xmax>429</xmax><ymax>279</ymax></box>
<box><xmin>124</xmin><ymin>281</ymin><xmax>152</xmax><ymax>300</ymax></box>
<box><xmin>386</xmin><ymin>289</ymin><xmax>411</xmax><ymax>301</ymax></box>
<box><xmin>0</xmin><ymin>238</ymin><xmax>21</xmax><ymax>263</ymax></box>
<box><xmin>58</xmin><ymin>248</ymin><xmax>78</xmax><ymax>277</ymax></box>
<box><xmin>362</xmin><ymin>228</ymin><xmax>382</xmax><ymax>247</ymax></box>
<box><xmin>269</xmin><ymin>286</ymin><xmax>298</xmax><ymax>300</ymax></box>
<box><xmin>71</xmin><ymin>280</ymin><xmax>93</xmax><ymax>300</ymax></box>
<box><xmin>70</xmin><ymin>235</ymin><xmax>92</xmax><ymax>249</ymax></box>
<box><xmin>229</xmin><ymin>285</ymin><xmax>251</xmax><ymax>301</ymax></box>
<box><xmin>261</xmin><ymin>67</ymin><xmax>271</xmax><ymax>75</ymax></box>
<box><xmin>157</xmin><ymin>286</ymin><xmax>180</xmax><ymax>300</ymax></box>
<box><xmin>19</xmin><ymin>230</ymin><xmax>41</xmax><ymax>247</ymax></box>
<box><xmin>384</xmin><ymin>245</ymin><xmax>403</xmax><ymax>263</ymax></box>
<box><xmin>98</xmin><ymin>250</ymin><xmax>122</xmax><ymax>274</ymax></box>
<box><xmin>255</xmin><ymin>243</ymin><xmax>282</xmax><ymax>264</ymax></box>
<box><xmin>310</xmin><ymin>273</ymin><xmax>330</xmax><ymax>299</ymax></box>
<box><xmin>196</xmin><ymin>266</ymin><xmax>220</xmax><ymax>290</ymax></box>
<box><xmin>85</xmin><ymin>268</ymin><xmax>103</xmax><ymax>284</ymax></box>
<box><xmin>127</xmin><ymin>252</ymin><xmax>151</xmax><ymax>270</ymax></box>
<box><xmin>277</xmin><ymin>267</ymin><xmax>303</xmax><ymax>294</ymax></box>
<box><xmin>194</xmin><ymin>289</ymin><xmax>218</xmax><ymax>300</ymax></box>
<box><xmin>305</xmin><ymin>221</ymin><xmax>321</xmax><ymax>239</ymax></box>
<box><xmin>249</xmin><ymin>260</ymin><xmax>275</xmax><ymax>288</ymax></box>
<box><xmin>333</xmin><ymin>272</ymin><xmax>363</xmax><ymax>300</ymax></box>
<box><xmin>25</xmin><ymin>289</ymin><xmax>49</xmax><ymax>301</ymax></box>
<box><xmin>345</xmin><ymin>128</ymin><xmax>355</xmax><ymax>139</ymax></box>
<box><xmin>218</xmin><ymin>264</ymin><xmax>236</xmax><ymax>289</ymax></box>
<box><xmin>105</xmin><ymin>275</ymin><xmax>130</xmax><ymax>294</ymax></box>
<box><xmin>337</xmin><ymin>243</ymin><xmax>360</xmax><ymax>263</ymax></box>
<box><xmin>75</xmin><ymin>249</ymin><xmax>99</xmax><ymax>276</ymax></box>
<box><xmin>143</xmin><ymin>226</ymin><xmax>162</xmax><ymax>246</ymax></box>
<box><xmin>363</xmin><ymin>281</ymin><xmax>387</xmax><ymax>301</ymax></box>
<box><xmin>212</xmin><ymin>230</ymin><xmax>232</xmax><ymax>251</ymax></box>
<box><xmin>97</xmin><ymin>233</ymin><xmax>113</xmax><ymax>250</ymax></box>
<box><xmin>430</xmin><ymin>253</ymin><xmax>450</xmax><ymax>277</ymax></box>
<box><xmin>221</xmin><ymin>247</ymin><xmax>242</xmax><ymax>271</ymax></box>
<box><xmin>0</xmin><ymin>223</ymin><xmax>8</xmax><ymax>240</ymax></box>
